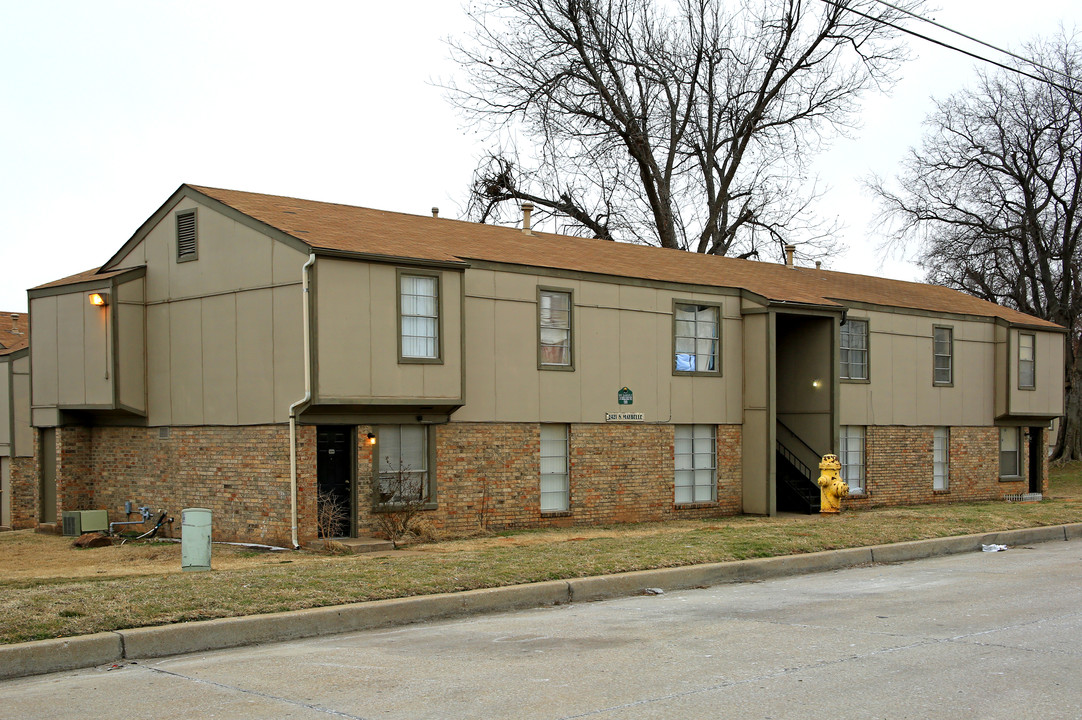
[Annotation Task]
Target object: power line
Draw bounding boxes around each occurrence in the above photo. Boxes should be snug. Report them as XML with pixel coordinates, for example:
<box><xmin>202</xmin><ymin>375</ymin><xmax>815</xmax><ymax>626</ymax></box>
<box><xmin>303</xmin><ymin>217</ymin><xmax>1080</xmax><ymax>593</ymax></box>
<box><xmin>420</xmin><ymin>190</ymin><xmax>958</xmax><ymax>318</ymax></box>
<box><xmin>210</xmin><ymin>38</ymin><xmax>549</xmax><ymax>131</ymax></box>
<box><xmin>820</xmin><ymin>0</ymin><xmax>1081</xmax><ymax>97</ymax></box>
<box><xmin>866</xmin><ymin>0</ymin><xmax>1073</xmax><ymax>82</ymax></box>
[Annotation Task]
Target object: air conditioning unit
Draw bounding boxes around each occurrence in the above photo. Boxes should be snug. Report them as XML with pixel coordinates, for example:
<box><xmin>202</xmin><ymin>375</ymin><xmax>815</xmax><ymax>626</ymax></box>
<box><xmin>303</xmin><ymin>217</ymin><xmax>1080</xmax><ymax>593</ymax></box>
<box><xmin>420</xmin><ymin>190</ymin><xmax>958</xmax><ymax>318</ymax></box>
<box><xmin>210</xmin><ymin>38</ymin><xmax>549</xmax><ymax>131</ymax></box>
<box><xmin>61</xmin><ymin>510</ymin><xmax>109</xmax><ymax>536</ymax></box>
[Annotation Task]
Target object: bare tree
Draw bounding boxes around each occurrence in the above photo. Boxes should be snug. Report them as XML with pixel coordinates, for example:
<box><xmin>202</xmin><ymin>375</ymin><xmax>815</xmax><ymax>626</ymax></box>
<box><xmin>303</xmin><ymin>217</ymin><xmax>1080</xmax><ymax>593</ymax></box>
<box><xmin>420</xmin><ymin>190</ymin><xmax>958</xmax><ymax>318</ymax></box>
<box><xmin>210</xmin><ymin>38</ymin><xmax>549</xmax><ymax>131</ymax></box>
<box><xmin>447</xmin><ymin>0</ymin><xmax>918</xmax><ymax>259</ymax></box>
<box><xmin>872</xmin><ymin>33</ymin><xmax>1082</xmax><ymax>461</ymax></box>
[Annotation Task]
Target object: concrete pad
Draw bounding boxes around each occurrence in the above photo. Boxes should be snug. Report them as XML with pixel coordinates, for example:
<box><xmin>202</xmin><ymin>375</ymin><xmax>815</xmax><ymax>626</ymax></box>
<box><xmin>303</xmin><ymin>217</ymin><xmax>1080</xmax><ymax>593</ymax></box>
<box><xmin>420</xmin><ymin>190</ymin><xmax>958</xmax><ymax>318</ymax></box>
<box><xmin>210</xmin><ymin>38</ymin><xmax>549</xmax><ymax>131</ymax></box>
<box><xmin>0</xmin><ymin>632</ymin><xmax>122</xmax><ymax>680</ymax></box>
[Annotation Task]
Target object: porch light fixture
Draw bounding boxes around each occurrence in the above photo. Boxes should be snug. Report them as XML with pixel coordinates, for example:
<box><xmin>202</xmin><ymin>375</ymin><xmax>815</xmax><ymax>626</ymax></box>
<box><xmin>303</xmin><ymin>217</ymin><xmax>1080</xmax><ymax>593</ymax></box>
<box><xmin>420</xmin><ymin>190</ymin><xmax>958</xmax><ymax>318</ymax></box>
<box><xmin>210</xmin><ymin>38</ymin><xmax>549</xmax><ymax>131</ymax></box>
<box><xmin>88</xmin><ymin>292</ymin><xmax>109</xmax><ymax>307</ymax></box>
<box><xmin>366</xmin><ymin>432</ymin><xmax>376</xmax><ymax>445</ymax></box>
<box><xmin>811</xmin><ymin>379</ymin><xmax>823</xmax><ymax>389</ymax></box>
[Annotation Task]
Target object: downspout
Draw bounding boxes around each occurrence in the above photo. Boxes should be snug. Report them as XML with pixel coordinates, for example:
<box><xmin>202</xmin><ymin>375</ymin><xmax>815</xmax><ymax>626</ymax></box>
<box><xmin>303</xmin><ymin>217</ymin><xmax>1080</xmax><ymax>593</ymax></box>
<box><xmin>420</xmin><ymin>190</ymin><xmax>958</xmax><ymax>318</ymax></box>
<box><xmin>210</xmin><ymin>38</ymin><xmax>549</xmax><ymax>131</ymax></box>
<box><xmin>288</xmin><ymin>253</ymin><xmax>316</xmax><ymax>550</ymax></box>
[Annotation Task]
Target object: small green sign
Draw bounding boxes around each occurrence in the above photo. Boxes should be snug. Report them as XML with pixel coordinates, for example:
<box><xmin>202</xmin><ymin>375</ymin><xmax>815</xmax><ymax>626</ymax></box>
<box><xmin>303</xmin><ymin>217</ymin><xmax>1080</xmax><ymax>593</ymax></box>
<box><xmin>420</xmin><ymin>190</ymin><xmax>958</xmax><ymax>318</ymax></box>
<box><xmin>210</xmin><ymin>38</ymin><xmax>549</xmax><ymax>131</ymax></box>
<box><xmin>618</xmin><ymin>387</ymin><xmax>633</xmax><ymax>405</ymax></box>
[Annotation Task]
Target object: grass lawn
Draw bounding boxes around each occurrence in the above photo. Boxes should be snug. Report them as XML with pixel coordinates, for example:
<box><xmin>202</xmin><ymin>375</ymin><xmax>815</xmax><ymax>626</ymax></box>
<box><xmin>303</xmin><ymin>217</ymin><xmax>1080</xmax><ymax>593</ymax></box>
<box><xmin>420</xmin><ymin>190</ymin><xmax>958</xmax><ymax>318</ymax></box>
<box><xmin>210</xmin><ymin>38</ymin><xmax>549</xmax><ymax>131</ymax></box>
<box><xmin>3</xmin><ymin>462</ymin><xmax>1082</xmax><ymax>645</ymax></box>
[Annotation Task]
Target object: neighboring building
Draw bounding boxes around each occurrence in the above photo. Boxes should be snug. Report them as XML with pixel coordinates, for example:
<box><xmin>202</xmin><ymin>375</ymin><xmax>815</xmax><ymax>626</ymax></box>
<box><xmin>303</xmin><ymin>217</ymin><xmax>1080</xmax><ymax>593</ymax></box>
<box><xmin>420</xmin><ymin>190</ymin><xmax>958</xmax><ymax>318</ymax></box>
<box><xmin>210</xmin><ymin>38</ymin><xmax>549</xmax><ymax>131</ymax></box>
<box><xmin>0</xmin><ymin>313</ymin><xmax>32</xmax><ymax>530</ymax></box>
<box><xmin>21</xmin><ymin>185</ymin><xmax>1065</xmax><ymax>545</ymax></box>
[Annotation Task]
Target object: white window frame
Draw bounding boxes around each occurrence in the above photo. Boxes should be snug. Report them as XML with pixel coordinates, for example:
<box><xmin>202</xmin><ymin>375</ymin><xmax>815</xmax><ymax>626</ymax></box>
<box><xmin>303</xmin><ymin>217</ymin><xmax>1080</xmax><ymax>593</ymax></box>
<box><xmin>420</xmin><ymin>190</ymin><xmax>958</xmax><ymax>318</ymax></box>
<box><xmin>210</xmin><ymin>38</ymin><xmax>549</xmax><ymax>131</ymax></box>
<box><xmin>933</xmin><ymin>427</ymin><xmax>949</xmax><ymax>491</ymax></box>
<box><xmin>673</xmin><ymin>303</ymin><xmax>720</xmax><ymax>375</ymax></box>
<box><xmin>399</xmin><ymin>272</ymin><xmax>440</xmax><ymax>362</ymax></box>
<box><xmin>540</xmin><ymin>424</ymin><xmax>570</xmax><ymax>512</ymax></box>
<box><xmin>375</xmin><ymin>425</ymin><xmax>430</xmax><ymax>504</ymax></box>
<box><xmin>538</xmin><ymin>288</ymin><xmax>573</xmax><ymax>369</ymax></box>
<box><xmin>840</xmin><ymin>319</ymin><xmax>868</xmax><ymax>381</ymax></box>
<box><xmin>933</xmin><ymin>326</ymin><xmax>953</xmax><ymax>385</ymax></box>
<box><xmin>1018</xmin><ymin>333</ymin><xmax>1036</xmax><ymax>389</ymax></box>
<box><xmin>999</xmin><ymin>427</ymin><xmax>1021</xmax><ymax>478</ymax></box>
<box><xmin>839</xmin><ymin>426</ymin><xmax>865</xmax><ymax>494</ymax></box>
<box><xmin>674</xmin><ymin>424</ymin><xmax>716</xmax><ymax>504</ymax></box>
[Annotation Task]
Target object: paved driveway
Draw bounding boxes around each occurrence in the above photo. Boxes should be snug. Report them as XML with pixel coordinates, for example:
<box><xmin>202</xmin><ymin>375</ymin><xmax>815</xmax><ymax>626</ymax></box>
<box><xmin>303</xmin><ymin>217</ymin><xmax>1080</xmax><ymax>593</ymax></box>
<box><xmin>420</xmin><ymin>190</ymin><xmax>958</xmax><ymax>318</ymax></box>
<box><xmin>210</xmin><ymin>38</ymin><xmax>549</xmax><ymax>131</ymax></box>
<box><xmin>5</xmin><ymin>539</ymin><xmax>1081</xmax><ymax>719</ymax></box>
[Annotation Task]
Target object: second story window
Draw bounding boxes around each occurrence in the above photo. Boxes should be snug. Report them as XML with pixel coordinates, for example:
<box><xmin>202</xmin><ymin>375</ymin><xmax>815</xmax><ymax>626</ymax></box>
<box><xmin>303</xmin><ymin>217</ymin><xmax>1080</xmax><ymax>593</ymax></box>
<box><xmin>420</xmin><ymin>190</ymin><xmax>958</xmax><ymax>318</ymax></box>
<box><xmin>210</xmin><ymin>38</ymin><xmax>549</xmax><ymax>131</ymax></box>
<box><xmin>674</xmin><ymin>303</ymin><xmax>719</xmax><ymax>374</ymax></box>
<box><xmin>840</xmin><ymin>319</ymin><xmax>868</xmax><ymax>380</ymax></box>
<box><xmin>399</xmin><ymin>273</ymin><xmax>439</xmax><ymax>361</ymax></box>
<box><xmin>539</xmin><ymin>289</ymin><xmax>572</xmax><ymax>368</ymax></box>
<box><xmin>1019</xmin><ymin>333</ymin><xmax>1036</xmax><ymax>389</ymax></box>
<box><xmin>933</xmin><ymin>326</ymin><xmax>953</xmax><ymax>385</ymax></box>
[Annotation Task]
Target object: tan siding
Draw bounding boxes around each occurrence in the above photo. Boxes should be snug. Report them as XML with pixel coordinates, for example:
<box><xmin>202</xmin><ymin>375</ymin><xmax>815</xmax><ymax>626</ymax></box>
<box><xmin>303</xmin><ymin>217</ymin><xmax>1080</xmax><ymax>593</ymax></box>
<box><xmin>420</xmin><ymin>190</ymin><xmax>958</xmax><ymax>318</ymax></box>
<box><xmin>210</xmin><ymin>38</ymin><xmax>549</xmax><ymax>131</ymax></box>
<box><xmin>314</xmin><ymin>259</ymin><xmax>462</xmax><ymax>403</ymax></box>
<box><xmin>1007</xmin><ymin>329</ymin><xmax>1064</xmax><ymax>416</ymax></box>
<box><xmin>457</xmin><ymin>270</ymin><xmax>739</xmax><ymax>424</ymax></box>
<box><xmin>116</xmin><ymin>276</ymin><xmax>146</xmax><ymax>413</ymax></box>
<box><xmin>236</xmin><ymin>289</ymin><xmax>276</xmax><ymax>424</ymax></box>
<box><xmin>30</xmin><ymin>296</ymin><xmax>59</xmax><ymax>408</ymax></box>
<box><xmin>201</xmin><ymin>294</ymin><xmax>239</xmax><ymax>424</ymax></box>
<box><xmin>169</xmin><ymin>300</ymin><xmax>204</xmax><ymax>424</ymax></box>
<box><xmin>145</xmin><ymin>304</ymin><xmax>172</xmax><ymax>425</ymax></box>
<box><xmin>840</xmin><ymin>310</ymin><xmax>997</xmax><ymax>427</ymax></box>
<box><xmin>12</xmin><ymin>355</ymin><xmax>31</xmax><ymax>456</ymax></box>
<box><xmin>272</xmin><ymin>283</ymin><xmax>304</xmax><ymax>423</ymax></box>
<box><xmin>0</xmin><ymin>362</ymin><xmax>10</xmax><ymax>453</ymax></box>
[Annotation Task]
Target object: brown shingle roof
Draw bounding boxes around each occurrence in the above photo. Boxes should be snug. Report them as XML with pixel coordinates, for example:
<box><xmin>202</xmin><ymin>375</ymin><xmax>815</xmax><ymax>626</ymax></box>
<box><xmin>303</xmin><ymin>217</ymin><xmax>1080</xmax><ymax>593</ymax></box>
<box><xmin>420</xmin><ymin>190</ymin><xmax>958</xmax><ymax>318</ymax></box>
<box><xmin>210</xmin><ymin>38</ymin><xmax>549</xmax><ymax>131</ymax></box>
<box><xmin>0</xmin><ymin>311</ymin><xmax>28</xmax><ymax>352</ymax></box>
<box><xmin>191</xmin><ymin>186</ymin><xmax>1059</xmax><ymax>329</ymax></box>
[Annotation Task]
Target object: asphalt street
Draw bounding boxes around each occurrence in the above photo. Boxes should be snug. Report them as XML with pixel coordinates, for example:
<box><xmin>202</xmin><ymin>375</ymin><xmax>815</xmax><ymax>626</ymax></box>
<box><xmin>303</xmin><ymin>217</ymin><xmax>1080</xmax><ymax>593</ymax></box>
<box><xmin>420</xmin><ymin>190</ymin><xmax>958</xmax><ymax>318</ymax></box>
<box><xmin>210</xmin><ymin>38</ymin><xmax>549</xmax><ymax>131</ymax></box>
<box><xmin>4</xmin><ymin>539</ymin><xmax>1081</xmax><ymax>719</ymax></box>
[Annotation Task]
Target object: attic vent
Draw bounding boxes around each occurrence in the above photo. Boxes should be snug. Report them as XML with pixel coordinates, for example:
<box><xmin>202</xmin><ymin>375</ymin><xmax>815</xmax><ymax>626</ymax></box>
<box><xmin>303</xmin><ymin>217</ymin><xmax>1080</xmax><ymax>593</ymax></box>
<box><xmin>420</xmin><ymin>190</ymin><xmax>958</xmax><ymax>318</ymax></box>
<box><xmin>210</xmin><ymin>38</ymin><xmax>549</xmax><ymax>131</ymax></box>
<box><xmin>176</xmin><ymin>210</ymin><xmax>198</xmax><ymax>262</ymax></box>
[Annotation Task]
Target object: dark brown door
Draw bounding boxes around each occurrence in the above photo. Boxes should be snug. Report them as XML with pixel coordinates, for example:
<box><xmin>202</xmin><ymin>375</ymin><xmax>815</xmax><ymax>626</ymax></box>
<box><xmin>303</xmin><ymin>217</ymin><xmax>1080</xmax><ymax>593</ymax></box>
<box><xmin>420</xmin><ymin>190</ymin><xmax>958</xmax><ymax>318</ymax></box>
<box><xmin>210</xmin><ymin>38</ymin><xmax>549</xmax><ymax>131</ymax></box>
<box><xmin>317</xmin><ymin>427</ymin><xmax>353</xmax><ymax>537</ymax></box>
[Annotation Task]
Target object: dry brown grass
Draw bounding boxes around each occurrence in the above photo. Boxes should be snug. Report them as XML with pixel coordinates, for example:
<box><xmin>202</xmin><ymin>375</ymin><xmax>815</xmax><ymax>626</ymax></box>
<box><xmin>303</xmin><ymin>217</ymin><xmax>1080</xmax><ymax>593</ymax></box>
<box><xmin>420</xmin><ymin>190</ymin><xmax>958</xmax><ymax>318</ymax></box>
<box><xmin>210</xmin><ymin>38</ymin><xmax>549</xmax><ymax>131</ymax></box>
<box><xmin>2</xmin><ymin>462</ymin><xmax>1081</xmax><ymax>645</ymax></box>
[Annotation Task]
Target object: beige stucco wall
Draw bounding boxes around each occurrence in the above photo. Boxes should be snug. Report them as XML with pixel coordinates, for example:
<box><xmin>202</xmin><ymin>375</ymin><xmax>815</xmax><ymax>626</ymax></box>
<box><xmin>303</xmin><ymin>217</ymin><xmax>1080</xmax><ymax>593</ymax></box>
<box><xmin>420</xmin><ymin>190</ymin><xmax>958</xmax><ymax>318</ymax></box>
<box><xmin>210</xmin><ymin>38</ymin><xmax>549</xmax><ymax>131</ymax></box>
<box><xmin>313</xmin><ymin>258</ymin><xmax>464</xmax><ymax>404</ymax></box>
<box><xmin>452</xmin><ymin>268</ymin><xmax>742</xmax><ymax>424</ymax></box>
<box><xmin>839</xmin><ymin>309</ymin><xmax>997</xmax><ymax>427</ymax></box>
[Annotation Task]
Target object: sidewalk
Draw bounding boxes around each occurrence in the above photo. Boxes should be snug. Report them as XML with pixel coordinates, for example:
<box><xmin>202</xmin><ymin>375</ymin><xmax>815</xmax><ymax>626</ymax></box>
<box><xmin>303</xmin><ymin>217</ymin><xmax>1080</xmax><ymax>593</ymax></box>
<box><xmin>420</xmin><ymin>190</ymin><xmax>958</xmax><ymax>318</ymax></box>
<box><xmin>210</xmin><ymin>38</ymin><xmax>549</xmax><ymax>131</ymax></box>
<box><xmin>4</xmin><ymin>523</ymin><xmax>1080</xmax><ymax>681</ymax></box>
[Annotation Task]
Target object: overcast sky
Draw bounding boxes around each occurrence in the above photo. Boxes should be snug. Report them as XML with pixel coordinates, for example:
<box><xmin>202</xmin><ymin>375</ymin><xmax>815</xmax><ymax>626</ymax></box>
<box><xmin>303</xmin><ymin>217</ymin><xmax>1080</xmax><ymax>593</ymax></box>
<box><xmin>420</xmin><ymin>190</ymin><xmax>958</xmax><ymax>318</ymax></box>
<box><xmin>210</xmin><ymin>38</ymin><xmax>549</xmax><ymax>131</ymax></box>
<box><xmin>2</xmin><ymin>0</ymin><xmax>1079</xmax><ymax>313</ymax></box>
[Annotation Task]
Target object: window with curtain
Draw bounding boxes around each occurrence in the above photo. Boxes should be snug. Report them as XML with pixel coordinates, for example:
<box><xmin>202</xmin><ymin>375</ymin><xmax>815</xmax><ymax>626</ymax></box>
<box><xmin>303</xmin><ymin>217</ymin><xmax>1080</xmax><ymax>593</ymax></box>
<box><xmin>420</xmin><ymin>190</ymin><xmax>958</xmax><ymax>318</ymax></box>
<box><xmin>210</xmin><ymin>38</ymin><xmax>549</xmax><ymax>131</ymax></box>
<box><xmin>674</xmin><ymin>303</ymin><xmax>719</xmax><ymax>373</ymax></box>
<box><xmin>674</xmin><ymin>424</ymin><xmax>716</xmax><ymax>503</ymax></box>
<box><xmin>840</xmin><ymin>319</ymin><xmax>868</xmax><ymax>380</ymax></box>
<box><xmin>539</xmin><ymin>290</ymin><xmax>572</xmax><ymax>367</ymax></box>
<box><xmin>540</xmin><ymin>424</ymin><xmax>569</xmax><ymax>511</ymax></box>
<box><xmin>999</xmin><ymin>427</ymin><xmax>1020</xmax><ymax>477</ymax></box>
<box><xmin>377</xmin><ymin>425</ymin><xmax>428</xmax><ymax>503</ymax></box>
<box><xmin>839</xmin><ymin>426</ymin><xmax>865</xmax><ymax>493</ymax></box>
<box><xmin>400</xmin><ymin>274</ymin><xmax>439</xmax><ymax>360</ymax></box>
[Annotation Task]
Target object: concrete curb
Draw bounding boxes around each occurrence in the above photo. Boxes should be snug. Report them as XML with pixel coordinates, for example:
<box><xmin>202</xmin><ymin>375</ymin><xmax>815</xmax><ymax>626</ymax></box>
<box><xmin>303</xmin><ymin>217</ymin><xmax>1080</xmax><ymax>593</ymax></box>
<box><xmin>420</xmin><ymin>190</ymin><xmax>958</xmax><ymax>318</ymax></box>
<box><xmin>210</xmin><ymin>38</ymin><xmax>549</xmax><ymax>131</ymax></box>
<box><xmin>4</xmin><ymin>522</ymin><xmax>1081</xmax><ymax>681</ymax></box>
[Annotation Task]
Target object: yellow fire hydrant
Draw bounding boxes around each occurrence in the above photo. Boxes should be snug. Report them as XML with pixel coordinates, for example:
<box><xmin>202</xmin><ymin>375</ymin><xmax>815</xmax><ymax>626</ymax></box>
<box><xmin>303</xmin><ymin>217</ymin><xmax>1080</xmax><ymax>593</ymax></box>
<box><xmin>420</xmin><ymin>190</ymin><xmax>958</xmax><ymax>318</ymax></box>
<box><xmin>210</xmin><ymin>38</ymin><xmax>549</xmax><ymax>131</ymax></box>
<box><xmin>817</xmin><ymin>454</ymin><xmax>849</xmax><ymax>513</ymax></box>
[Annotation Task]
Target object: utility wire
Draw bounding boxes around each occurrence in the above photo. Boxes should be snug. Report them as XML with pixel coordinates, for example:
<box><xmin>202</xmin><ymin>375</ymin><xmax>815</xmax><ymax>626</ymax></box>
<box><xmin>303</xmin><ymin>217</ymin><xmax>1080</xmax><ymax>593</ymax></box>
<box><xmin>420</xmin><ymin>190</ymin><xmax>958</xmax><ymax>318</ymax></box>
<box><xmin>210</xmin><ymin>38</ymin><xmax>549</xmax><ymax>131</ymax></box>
<box><xmin>821</xmin><ymin>0</ymin><xmax>1081</xmax><ymax>97</ymax></box>
<box><xmin>866</xmin><ymin>0</ymin><xmax>1074</xmax><ymax>83</ymax></box>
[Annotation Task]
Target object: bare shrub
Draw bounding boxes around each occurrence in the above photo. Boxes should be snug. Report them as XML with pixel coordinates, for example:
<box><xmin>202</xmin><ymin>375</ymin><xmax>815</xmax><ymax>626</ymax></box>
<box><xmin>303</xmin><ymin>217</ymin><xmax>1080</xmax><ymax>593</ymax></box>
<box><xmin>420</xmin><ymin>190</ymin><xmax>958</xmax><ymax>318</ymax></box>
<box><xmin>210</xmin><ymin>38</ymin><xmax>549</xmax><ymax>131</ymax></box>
<box><xmin>370</xmin><ymin>462</ymin><xmax>429</xmax><ymax>549</ymax></box>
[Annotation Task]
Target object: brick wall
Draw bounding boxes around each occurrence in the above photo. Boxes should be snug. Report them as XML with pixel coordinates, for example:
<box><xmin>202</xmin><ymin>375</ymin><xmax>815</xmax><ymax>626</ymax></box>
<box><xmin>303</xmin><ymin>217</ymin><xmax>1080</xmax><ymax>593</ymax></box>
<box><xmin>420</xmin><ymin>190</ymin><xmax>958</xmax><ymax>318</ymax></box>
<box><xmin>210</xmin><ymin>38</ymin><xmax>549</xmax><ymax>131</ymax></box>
<box><xmin>46</xmin><ymin>425</ymin><xmax>317</xmax><ymax>546</ymax></box>
<box><xmin>355</xmin><ymin>422</ymin><xmax>742</xmax><ymax>537</ymax></box>
<box><xmin>7</xmin><ymin>431</ymin><xmax>39</xmax><ymax>528</ymax></box>
<box><xmin>845</xmin><ymin>425</ymin><xmax>1041</xmax><ymax>509</ymax></box>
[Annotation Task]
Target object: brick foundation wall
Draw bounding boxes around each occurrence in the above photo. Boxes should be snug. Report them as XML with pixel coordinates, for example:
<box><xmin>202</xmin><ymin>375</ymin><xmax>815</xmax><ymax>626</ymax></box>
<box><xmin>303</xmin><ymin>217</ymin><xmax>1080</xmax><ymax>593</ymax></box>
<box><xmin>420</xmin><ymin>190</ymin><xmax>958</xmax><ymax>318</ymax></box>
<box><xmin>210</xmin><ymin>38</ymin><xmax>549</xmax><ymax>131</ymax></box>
<box><xmin>355</xmin><ymin>422</ymin><xmax>742</xmax><ymax>537</ymax></box>
<box><xmin>48</xmin><ymin>425</ymin><xmax>317</xmax><ymax>546</ymax></box>
<box><xmin>845</xmin><ymin>425</ymin><xmax>1042</xmax><ymax>509</ymax></box>
<box><xmin>7</xmin><ymin>430</ymin><xmax>39</xmax><ymax>528</ymax></box>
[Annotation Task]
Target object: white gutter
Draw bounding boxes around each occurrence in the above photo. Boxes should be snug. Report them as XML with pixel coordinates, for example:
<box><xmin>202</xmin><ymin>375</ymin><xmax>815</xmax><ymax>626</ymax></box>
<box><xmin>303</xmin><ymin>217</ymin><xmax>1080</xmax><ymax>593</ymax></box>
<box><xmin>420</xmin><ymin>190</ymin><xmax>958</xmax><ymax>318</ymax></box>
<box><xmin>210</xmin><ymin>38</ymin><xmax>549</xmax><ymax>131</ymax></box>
<box><xmin>288</xmin><ymin>253</ymin><xmax>316</xmax><ymax>550</ymax></box>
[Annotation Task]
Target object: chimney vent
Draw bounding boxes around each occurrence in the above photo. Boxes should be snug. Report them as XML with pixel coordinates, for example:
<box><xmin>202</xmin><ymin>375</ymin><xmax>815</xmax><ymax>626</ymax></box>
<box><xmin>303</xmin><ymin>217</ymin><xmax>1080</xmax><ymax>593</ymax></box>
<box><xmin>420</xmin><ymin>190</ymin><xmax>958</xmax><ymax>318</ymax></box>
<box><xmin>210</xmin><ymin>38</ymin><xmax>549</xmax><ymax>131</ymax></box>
<box><xmin>431</xmin><ymin>207</ymin><xmax>439</xmax><ymax>218</ymax></box>
<box><xmin>815</xmin><ymin>260</ymin><xmax>822</xmax><ymax>270</ymax></box>
<box><xmin>521</xmin><ymin>202</ymin><xmax>534</xmax><ymax>234</ymax></box>
<box><xmin>784</xmin><ymin>244</ymin><xmax>796</xmax><ymax>267</ymax></box>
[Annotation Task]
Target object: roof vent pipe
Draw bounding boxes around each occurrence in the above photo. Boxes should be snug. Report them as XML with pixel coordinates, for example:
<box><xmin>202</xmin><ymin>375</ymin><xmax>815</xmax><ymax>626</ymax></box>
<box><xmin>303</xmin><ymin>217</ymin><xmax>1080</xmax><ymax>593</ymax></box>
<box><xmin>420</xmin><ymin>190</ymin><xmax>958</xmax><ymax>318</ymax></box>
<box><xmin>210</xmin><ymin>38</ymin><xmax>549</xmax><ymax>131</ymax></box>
<box><xmin>784</xmin><ymin>244</ymin><xmax>796</xmax><ymax>267</ymax></box>
<box><xmin>521</xmin><ymin>202</ymin><xmax>534</xmax><ymax>234</ymax></box>
<box><xmin>815</xmin><ymin>260</ymin><xmax>822</xmax><ymax>270</ymax></box>
<box><xmin>431</xmin><ymin>207</ymin><xmax>439</xmax><ymax>218</ymax></box>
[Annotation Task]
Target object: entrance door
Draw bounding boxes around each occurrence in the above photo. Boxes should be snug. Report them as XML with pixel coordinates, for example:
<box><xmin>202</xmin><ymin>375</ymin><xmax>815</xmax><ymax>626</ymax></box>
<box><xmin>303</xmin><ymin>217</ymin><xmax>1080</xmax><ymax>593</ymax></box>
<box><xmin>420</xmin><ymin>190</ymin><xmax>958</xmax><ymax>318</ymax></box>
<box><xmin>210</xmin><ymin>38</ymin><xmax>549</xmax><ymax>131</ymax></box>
<box><xmin>39</xmin><ymin>428</ymin><xmax>57</xmax><ymax>524</ymax></box>
<box><xmin>1028</xmin><ymin>427</ymin><xmax>1043</xmax><ymax>494</ymax></box>
<box><xmin>316</xmin><ymin>426</ymin><xmax>353</xmax><ymax>538</ymax></box>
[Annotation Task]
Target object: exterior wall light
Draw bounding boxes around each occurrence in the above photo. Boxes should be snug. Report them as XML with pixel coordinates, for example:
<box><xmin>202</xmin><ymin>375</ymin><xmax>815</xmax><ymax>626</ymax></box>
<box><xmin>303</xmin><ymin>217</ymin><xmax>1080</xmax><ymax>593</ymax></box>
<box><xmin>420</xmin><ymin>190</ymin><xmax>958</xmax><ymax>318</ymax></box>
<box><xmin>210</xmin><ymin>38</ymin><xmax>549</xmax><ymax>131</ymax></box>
<box><xmin>88</xmin><ymin>292</ymin><xmax>109</xmax><ymax>307</ymax></box>
<box><xmin>811</xmin><ymin>379</ymin><xmax>823</xmax><ymax>389</ymax></box>
<box><xmin>366</xmin><ymin>432</ymin><xmax>376</xmax><ymax>445</ymax></box>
